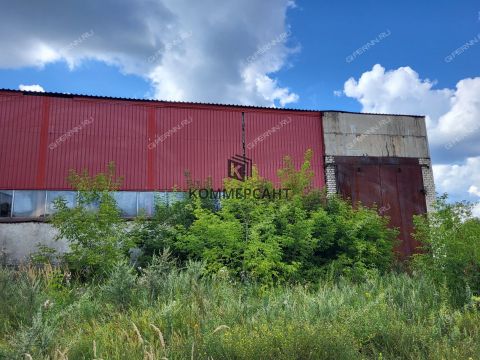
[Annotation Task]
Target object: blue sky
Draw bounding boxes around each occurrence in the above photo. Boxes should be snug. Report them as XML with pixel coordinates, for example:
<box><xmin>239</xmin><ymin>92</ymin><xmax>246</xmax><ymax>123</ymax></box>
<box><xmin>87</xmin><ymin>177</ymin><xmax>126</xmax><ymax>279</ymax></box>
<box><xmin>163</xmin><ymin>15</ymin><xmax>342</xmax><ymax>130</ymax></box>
<box><xmin>286</xmin><ymin>0</ymin><xmax>479</xmax><ymax>109</ymax></box>
<box><xmin>0</xmin><ymin>0</ymin><xmax>479</xmax><ymax>211</ymax></box>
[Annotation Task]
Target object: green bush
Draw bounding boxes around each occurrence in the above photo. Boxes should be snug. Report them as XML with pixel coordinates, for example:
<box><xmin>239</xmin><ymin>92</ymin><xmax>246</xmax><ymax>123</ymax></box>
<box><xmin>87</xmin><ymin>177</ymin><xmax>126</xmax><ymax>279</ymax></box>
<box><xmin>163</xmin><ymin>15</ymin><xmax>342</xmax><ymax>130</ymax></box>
<box><xmin>413</xmin><ymin>194</ymin><xmax>480</xmax><ymax>304</ymax></box>
<box><xmin>130</xmin><ymin>193</ymin><xmax>199</xmax><ymax>267</ymax></box>
<box><xmin>139</xmin><ymin>248</ymin><xmax>177</xmax><ymax>302</ymax></box>
<box><xmin>132</xmin><ymin>151</ymin><xmax>396</xmax><ymax>284</ymax></box>
<box><xmin>50</xmin><ymin>163</ymin><xmax>133</xmax><ymax>279</ymax></box>
<box><xmin>101</xmin><ymin>260</ymin><xmax>138</xmax><ymax>310</ymax></box>
<box><xmin>10</xmin><ymin>308</ymin><xmax>58</xmax><ymax>359</ymax></box>
<box><xmin>50</xmin><ymin>151</ymin><xmax>396</xmax><ymax>284</ymax></box>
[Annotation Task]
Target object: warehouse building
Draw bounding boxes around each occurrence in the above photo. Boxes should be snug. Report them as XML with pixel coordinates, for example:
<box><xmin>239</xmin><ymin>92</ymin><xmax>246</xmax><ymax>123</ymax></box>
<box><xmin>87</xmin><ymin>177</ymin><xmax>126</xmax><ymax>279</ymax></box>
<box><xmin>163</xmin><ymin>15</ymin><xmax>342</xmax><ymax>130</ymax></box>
<box><xmin>0</xmin><ymin>89</ymin><xmax>435</xmax><ymax>262</ymax></box>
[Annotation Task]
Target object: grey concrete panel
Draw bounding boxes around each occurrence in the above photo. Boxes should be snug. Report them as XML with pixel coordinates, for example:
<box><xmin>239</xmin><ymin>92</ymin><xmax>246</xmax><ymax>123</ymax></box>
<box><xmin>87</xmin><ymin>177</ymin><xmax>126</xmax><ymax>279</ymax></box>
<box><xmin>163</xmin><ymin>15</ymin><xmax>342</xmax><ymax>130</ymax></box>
<box><xmin>324</xmin><ymin>133</ymin><xmax>430</xmax><ymax>158</ymax></box>
<box><xmin>322</xmin><ymin>112</ymin><xmax>430</xmax><ymax>158</ymax></box>
<box><xmin>0</xmin><ymin>223</ymin><xmax>67</xmax><ymax>264</ymax></box>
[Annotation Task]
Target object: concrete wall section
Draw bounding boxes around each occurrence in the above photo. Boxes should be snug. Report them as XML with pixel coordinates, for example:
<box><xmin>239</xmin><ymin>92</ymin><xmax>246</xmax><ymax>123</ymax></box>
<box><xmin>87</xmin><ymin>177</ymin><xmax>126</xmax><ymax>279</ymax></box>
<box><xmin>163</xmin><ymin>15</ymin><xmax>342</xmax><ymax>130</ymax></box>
<box><xmin>322</xmin><ymin>112</ymin><xmax>430</xmax><ymax>158</ymax></box>
<box><xmin>0</xmin><ymin>223</ymin><xmax>65</xmax><ymax>264</ymax></box>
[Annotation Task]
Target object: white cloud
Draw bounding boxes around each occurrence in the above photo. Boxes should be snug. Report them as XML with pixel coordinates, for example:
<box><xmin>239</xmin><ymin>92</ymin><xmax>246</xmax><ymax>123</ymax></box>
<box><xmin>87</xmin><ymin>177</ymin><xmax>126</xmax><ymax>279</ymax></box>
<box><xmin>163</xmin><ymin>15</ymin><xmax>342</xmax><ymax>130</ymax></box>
<box><xmin>0</xmin><ymin>0</ymin><xmax>298</xmax><ymax>107</ymax></box>
<box><xmin>434</xmin><ymin>78</ymin><xmax>480</xmax><ymax>147</ymax></box>
<box><xmin>343</xmin><ymin>64</ymin><xmax>480</xmax><ymax>204</ymax></box>
<box><xmin>432</xmin><ymin>158</ymin><xmax>480</xmax><ymax>217</ymax></box>
<box><xmin>472</xmin><ymin>203</ymin><xmax>480</xmax><ymax>218</ymax></box>
<box><xmin>18</xmin><ymin>84</ymin><xmax>45</xmax><ymax>92</ymax></box>
<box><xmin>433</xmin><ymin>157</ymin><xmax>480</xmax><ymax>198</ymax></box>
<box><xmin>433</xmin><ymin>160</ymin><xmax>480</xmax><ymax>218</ymax></box>
<box><xmin>343</xmin><ymin>64</ymin><xmax>480</xmax><ymax>151</ymax></box>
<box><xmin>468</xmin><ymin>185</ymin><xmax>480</xmax><ymax>197</ymax></box>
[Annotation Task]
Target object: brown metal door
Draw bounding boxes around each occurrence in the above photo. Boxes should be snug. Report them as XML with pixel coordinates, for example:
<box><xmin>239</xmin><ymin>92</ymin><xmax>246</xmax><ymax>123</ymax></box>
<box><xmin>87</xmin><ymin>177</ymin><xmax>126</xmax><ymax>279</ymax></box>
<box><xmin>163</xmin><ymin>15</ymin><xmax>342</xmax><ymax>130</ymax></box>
<box><xmin>335</xmin><ymin>156</ymin><xmax>427</xmax><ymax>258</ymax></box>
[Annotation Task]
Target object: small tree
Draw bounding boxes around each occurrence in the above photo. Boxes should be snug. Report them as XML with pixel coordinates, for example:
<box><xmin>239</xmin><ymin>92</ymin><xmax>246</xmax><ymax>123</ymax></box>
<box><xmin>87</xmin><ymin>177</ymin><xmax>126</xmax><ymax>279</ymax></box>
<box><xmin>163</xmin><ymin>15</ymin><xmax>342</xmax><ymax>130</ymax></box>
<box><xmin>51</xmin><ymin>162</ymin><xmax>131</xmax><ymax>279</ymax></box>
<box><xmin>277</xmin><ymin>148</ymin><xmax>315</xmax><ymax>195</ymax></box>
<box><xmin>412</xmin><ymin>194</ymin><xmax>480</xmax><ymax>304</ymax></box>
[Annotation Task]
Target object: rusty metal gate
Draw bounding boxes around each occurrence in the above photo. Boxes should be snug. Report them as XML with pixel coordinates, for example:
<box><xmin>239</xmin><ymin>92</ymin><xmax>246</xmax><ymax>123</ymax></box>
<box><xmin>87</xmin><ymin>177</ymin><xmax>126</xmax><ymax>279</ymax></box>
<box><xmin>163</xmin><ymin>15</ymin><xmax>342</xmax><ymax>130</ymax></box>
<box><xmin>334</xmin><ymin>156</ymin><xmax>427</xmax><ymax>257</ymax></box>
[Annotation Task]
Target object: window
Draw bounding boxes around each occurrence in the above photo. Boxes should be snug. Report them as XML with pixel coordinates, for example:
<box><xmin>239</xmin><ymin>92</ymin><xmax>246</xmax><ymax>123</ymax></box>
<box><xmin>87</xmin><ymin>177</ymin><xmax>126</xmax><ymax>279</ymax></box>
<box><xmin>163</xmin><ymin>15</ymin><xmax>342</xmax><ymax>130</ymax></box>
<box><xmin>138</xmin><ymin>192</ymin><xmax>154</xmax><ymax>216</ymax></box>
<box><xmin>154</xmin><ymin>192</ymin><xmax>169</xmax><ymax>206</ymax></box>
<box><xmin>46</xmin><ymin>191</ymin><xmax>77</xmax><ymax>214</ymax></box>
<box><xmin>3</xmin><ymin>190</ymin><xmax>189</xmax><ymax>218</ymax></box>
<box><xmin>12</xmin><ymin>191</ymin><xmax>46</xmax><ymax>217</ymax></box>
<box><xmin>0</xmin><ymin>190</ymin><xmax>13</xmax><ymax>217</ymax></box>
<box><xmin>168</xmin><ymin>192</ymin><xmax>186</xmax><ymax>205</ymax></box>
<box><xmin>113</xmin><ymin>192</ymin><xmax>137</xmax><ymax>217</ymax></box>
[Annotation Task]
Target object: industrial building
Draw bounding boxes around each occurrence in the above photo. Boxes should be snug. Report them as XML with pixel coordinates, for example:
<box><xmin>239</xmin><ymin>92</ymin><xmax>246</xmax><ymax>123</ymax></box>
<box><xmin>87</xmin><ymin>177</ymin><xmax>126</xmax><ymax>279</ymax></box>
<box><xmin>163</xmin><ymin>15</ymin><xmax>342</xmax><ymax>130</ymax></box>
<box><xmin>0</xmin><ymin>89</ymin><xmax>435</xmax><ymax>262</ymax></box>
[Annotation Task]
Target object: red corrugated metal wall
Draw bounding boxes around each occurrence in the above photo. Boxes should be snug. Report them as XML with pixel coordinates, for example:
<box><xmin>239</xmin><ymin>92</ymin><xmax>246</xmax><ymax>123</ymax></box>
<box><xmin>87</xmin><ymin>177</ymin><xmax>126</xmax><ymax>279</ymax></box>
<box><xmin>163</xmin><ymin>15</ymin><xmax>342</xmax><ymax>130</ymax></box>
<box><xmin>0</xmin><ymin>93</ymin><xmax>42</xmax><ymax>189</ymax></box>
<box><xmin>0</xmin><ymin>91</ymin><xmax>325</xmax><ymax>190</ymax></box>
<box><xmin>45</xmin><ymin>97</ymin><xmax>149</xmax><ymax>190</ymax></box>
<box><xmin>152</xmin><ymin>106</ymin><xmax>243</xmax><ymax>190</ymax></box>
<box><xmin>245</xmin><ymin>111</ymin><xmax>324</xmax><ymax>188</ymax></box>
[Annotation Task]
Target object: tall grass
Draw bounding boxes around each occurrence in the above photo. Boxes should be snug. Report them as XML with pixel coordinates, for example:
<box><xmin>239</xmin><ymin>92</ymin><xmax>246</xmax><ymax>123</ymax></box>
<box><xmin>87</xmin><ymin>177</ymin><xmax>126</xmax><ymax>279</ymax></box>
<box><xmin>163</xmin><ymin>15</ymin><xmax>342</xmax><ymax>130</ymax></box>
<box><xmin>0</xmin><ymin>262</ymin><xmax>479</xmax><ymax>359</ymax></box>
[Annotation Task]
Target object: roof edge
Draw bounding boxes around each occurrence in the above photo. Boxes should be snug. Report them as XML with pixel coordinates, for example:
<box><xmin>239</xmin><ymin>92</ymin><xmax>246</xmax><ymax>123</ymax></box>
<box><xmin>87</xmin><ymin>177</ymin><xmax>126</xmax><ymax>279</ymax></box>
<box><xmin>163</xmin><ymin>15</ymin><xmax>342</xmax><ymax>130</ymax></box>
<box><xmin>0</xmin><ymin>88</ymin><xmax>425</xmax><ymax>117</ymax></box>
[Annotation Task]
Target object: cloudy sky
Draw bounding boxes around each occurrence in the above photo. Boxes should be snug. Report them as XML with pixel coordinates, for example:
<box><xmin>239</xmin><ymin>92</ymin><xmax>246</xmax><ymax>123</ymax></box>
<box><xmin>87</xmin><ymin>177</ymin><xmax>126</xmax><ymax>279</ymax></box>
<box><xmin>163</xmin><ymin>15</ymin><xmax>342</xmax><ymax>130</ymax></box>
<box><xmin>0</xmin><ymin>0</ymin><xmax>479</xmax><ymax>211</ymax></box>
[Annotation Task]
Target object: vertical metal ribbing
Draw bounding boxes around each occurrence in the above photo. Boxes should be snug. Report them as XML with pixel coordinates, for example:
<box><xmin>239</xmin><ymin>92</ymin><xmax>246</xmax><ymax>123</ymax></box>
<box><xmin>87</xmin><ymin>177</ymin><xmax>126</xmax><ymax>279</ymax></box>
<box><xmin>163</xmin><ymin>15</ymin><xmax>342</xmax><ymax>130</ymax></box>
<box><xmin>44</xmin><ymin>190</ymin><xmax>48</xmax><ymax>216</ymax></box>
<box><xmin>11</xmin><ymin>190</ymin><xmax>15</xmax><ymax>217</ymax></box>
<box><xmin>241</xmin><ymin>111</ymin><xmax>246</xmax><ymax>161</ymax></box>
<box><xmin>241</xmin><ymin>111</ymin><xmax>248</xmax><ymax>242</ymax></box>
<box><xmin>36</xmin><ymin>97</ymin><xmax>50</xmax><ymax>189</ymax></box>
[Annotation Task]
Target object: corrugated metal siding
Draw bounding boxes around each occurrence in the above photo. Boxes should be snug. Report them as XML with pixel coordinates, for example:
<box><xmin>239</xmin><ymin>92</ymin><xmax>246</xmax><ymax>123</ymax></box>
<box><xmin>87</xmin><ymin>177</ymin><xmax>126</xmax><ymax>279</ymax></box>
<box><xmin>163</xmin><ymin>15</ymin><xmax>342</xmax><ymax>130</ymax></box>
<box><xmin>245</xmin><ymin>111</ymin><xmax>324</xmax><ymax>188</ymax></box>
<box><xmin>0</xmin><ymin>91</ymin><xmax>324</xmax><ymax>190</ymax></box>
<box><xmin>152</xmin><ymin>106</ymin><xmax>242</xmax><ymax>190</ymax></box>
<box><xmin>45</xmin><ymin>97</ymin><xmax>148</xmax><ymax>190</ymax></box>
<box><xmin>0</xmin><ymin>93</ymin><xmax>42</xmax><ymax>189</ymax></box>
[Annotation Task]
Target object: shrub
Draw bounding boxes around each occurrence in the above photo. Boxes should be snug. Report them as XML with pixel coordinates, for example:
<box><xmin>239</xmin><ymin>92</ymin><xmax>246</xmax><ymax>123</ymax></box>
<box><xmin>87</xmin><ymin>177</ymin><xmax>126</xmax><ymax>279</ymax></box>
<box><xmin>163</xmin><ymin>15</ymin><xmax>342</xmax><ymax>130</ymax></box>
<box><xmin>317</xmin><ymin>196</ymin><xmax>397</xmax><ymax>281</ymax></box>
<box><xmin>101</xmin><ymin>260</ymin><xmax>138</xmax><ymax>310</ymax></box>
<box><xmin>11</xmin><ymin>308</ymin><xmax>57</xmax><ymax>359</ymax></box>
<box><xmin>412</xmin><ymin>194</ymin><xmax>480</xmax><ymax>304</ymax></box>
<box><xmin>50</xmin><ymin>163</ymin><xmax>132</xmax><ymax>279</ymax></box>
<box><xmin>131</xmin><ymin>198</ymin><xmax>196</xmax><ymax>267</ymax></box>
<box><xmin>139</xmin><ymin>248</ymin><xmax>177</xmax><ymax>302</ymax></box>
<box><xmin>134</xmin><ymin>151</ymin><xmax>397</xmax><ymax>284</ymax></box>
<box><xmin>53</xmin><ymin>152</ymin><xmax>396</xmax><ymax>285</ymax></box>
<box><xmin>175</xmin><ymin>206</ymin><xmax>245</xmax><ymax>274</ymax></box>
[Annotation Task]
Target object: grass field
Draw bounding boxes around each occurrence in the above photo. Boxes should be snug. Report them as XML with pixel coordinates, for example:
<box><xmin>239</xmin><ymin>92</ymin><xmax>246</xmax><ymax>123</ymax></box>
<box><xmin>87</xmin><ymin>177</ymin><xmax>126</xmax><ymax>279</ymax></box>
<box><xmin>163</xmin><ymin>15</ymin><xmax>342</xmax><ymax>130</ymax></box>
<box><xmin>1</xmin><ymin>262</ymin><xmax>479</xmax><ymax>360</ymax></box>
